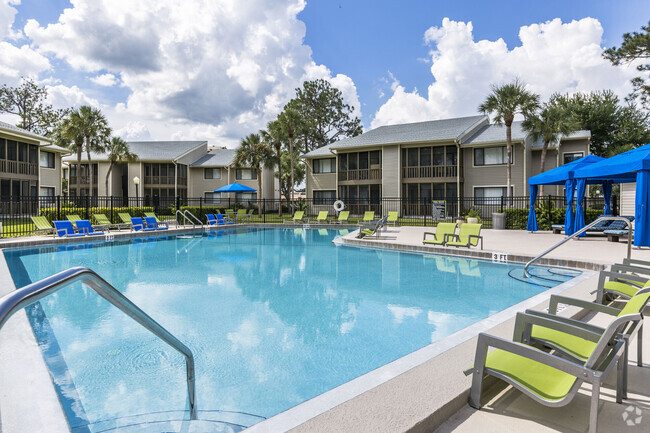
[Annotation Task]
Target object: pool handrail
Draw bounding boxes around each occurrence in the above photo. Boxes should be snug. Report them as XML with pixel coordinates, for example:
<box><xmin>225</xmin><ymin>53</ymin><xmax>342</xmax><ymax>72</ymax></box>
<box><xmin>175</xmin><ymin>209</ymin><xmax>203</xmax><ymax>228</ymax></box>
<box><xmin>524</xmin><ymin>216</ymin><xmax>633</xmax><ymax>278</ymax></box>
<box><xmin>0</xmin><ymin>266</ymin><xmax>197</xmax><ymax>420</ymax></box>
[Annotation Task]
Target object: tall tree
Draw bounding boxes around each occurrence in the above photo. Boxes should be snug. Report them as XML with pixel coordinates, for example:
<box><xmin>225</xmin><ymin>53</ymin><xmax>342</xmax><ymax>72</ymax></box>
<box><xmin>553</xmin><ymin>90</ymin><xmax>650</xmax><ymax>156</ymax></box>
<box><xmin>262</xmin><ymin>123</ymin><xmax>284</xmax><ymax>216</ymax></box>
<box><xmin>105</xmin><ymin>137</ymin><xmax>137</xmax><ymax>196</ymax></box>
<box><xmin>603</xmin><ymin>21</ymin><xmax>650</xmax><ymax>110</ymax></box>
<box><xmin>522</xmin><ymin>96</ymin><xmax>581</xmax><ymax>175</ymax></box>
<box><xmin>234</xmin><ymin>132</ymin><xmax>273</xmax><ymax>216</ymax></box>
<box><xmin>77</xmin><ymin>105</ymin><xmax>111</xmax><ymax>198</ymax></box>
<box><xmin>0</xmin><ymin>78</ymin><xmax>68</xmax><ymax>136</ymax></box>
<box><xmin>277</xmin><ymin>150</ymin><xmax>305</xmax><ymax>209</ymax></box>
<box><xmin>479</xmin><ymin>79</ymin><xmax>540</xmax><ymax>199</ymax></box>
<box><xmin>276</xmin><ymin>108</ymin><xmax>303</xmax><ymax>205</ymax></box>
<box><xmin>286</xmin><ymin>79</ymin><xmax>362</xmax><ymax>152</ymax></box>
<box><xmin>54</xmin><ymin>111</ymin><xmax>85</xmax><ymax>197</ymax></box>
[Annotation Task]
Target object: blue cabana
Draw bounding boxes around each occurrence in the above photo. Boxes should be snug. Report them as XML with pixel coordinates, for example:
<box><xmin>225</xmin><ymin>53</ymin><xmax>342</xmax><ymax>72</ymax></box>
<box><xmin>574</xmin><ymin>143</ymin><xmax>650</xmax><ymax>247</ymax></box>
<box><xmin>527</xmin><ymin>155</ymin><xmax>605</xmax><ymax>234</ymax></box>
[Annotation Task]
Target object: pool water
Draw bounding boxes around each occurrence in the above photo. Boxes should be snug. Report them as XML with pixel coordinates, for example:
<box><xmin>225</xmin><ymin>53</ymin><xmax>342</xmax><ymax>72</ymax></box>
<box><xmin>4</xmin><ymin>228</ymin><xmax>577</xmax><ymax>432</ymax></box>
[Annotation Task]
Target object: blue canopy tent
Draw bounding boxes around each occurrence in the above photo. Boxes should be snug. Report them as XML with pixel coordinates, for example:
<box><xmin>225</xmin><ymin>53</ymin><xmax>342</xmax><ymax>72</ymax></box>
<box><xmin>527</xmin><ymin>155</ymin><xmax>605</xmax><ymax>235</ymax></box>
<box><xmin>574</xmin><ymin>143</ymin><xmax>650</xmax><ymax>247</ymax></box>
<box><xmin>214</xmin><ymin>182</ymin><xmax>256</xmax><ymax>193</ymax></box>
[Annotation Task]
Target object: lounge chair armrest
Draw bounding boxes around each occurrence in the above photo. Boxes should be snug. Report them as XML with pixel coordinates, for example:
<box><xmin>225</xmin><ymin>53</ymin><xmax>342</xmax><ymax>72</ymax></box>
<box><xmin>473</xmin><ymin>333</ymin><xmax>589</xmax><ymax>378</ymax></box>
<box><xmin>548</xmin><ymin>294</ymin><xmax>621</xmax><ymax>316</ymax></box>
<box><xmin>523</xmin><ymin>310</ymin><xmax>606</xmax><ymax>335</ymax></box>
<box><xmin>610</xmin><ymin>264</ymin><xmax>650</xmax><ymax>278</ymax></box>
<box><xmin>513</xmin><ymin>312</ymin><xmax>603</xmax><ymax>344</ymax></box>
<box><xmin>423</xmin><ymin>232</ymin><xmax>436</xmax><ymax>239</ymax></box>
<box><xmin>444</xmin><ymin>233</ymin><xmax>459</xmax><ymax>243</ymax></box>
<box><xmin>468</xmin><ymin>234</ymin><xmax>483</xmax><ymax>249</ymax></box>
<box><xmin>56</xmin><ymin>228</ymin><xmax>67</xmax><ymax>237</ymax></box>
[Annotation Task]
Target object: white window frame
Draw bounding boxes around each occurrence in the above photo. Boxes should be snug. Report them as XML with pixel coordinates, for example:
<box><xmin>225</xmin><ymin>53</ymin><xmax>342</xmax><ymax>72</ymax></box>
<box><xmin>313</xmin><ymin>158</ymin><xmax>336</xmax><ymax>174</ymax></box>
<box><xmin>39</xmin><ymin>151</ymin><xmax>55</xmax><ymax>169</ymax></box>
<box><xmin>236</xmin><ymin>168</ymin><xmax>257</xmax><ymax>180</ymax></box>
<box><xmin>562</xmin><ymin>151</ymin><xmax>584</xmax><ymax>165</ymax></box>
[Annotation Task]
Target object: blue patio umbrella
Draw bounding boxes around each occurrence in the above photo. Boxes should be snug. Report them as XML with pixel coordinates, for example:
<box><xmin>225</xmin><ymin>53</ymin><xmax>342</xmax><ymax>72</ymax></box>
<box><xmin>214</xmin><ymin>182</ymin><xmax>256</xmax><ymax>193</ymax></box>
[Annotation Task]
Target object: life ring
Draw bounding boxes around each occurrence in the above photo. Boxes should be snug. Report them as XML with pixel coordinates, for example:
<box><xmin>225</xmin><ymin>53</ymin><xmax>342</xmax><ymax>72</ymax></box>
<box><xmin>333</xmin><ymin>200</ymin><xmax>345</xmax><ymax>212</ymax></box>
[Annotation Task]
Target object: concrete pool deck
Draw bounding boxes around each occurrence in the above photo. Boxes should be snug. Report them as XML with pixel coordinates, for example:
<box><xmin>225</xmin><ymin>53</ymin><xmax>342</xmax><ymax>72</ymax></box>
<box><xmin>0</xmin><ymin>225</ymin><xmax>649</xmax><ymax>433</ymax></box>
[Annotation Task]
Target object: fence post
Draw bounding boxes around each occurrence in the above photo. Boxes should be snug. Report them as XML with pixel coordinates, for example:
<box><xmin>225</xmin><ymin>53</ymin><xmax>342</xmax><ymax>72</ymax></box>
<box><xmin>547</xmin><ymin>194</ymin><xmax>552</xmax><ymax>231</ymax></box>
<box><xmin>263</xmin><ymin>199</ymin><xmax>266</xmax><ymax>224</ymax></box>
<box><xmin>110</xmin><ymin>196</ymin><xmax>114</xmax><ymax>221</ymax></box>
<box><xmin>500</xmin><ymin>195</ymin><xmax>504</xmax><ymax>214</ymax></box>
<box><xmin>199</xmin><ymin>196</ymin><xmax>202</xmax><ymax>214</ymax></box>
<box><xmin>176</xmin><ymin>195</ymin><xmax>180</xmax><ymax>212</ymax></box>
<box><xmin>57</xmin><ymin>195</ymin><xmax>61</xmax><ymax>220</ymax></box>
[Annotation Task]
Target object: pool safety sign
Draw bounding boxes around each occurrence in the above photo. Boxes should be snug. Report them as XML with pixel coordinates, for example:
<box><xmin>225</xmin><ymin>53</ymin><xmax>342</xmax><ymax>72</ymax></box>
<box><xmin>432</xmin><ymin>200</ymin><xmax>446</xmax><ymax>220</ymax></box>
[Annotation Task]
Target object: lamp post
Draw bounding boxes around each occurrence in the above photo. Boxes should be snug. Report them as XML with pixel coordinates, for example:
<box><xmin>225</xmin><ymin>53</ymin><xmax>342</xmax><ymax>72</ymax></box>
<box><xmin>133</xmin><ymin>176</ymin><xmax>140</xmax><ymax>205</ymax></box>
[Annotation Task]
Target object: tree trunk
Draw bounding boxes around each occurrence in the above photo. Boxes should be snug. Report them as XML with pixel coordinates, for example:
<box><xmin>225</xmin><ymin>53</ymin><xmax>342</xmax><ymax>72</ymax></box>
<box><xmin>257</xmin><ymin>168</ymin><xmax>263</xmax><ymax>217</ymax></box>
<box><xmin>106</xmin><ymin>163</ymin><xmax>113</xmax><ymax>197</ymax></box>
<box><xmin>506</xmin><ymin>122</ymin><xmax>512</xmax><ymax>205</ymax></box>
<box><xmin>289</xmin><ymin>137</ymin><xmax>294</xmax><ymax>208</ymax></box>
<box><xmin>76</xmin><ymin>147</ymin><xmax>82</xmax><ymax>200</ymax></box>
<box><xmin>277</xmin><ymin>148</ymin><xmax>282</xmax><ymax>217</ymax></box>
<box><xmin>86</xmin><ymin>138</ymin><xmax>93</xmax><ymax>199</ymax></box>
<box><xmin>539</xmin><ymin>141</ymin><xmax>549</xmax><ymax>196</ymax></box>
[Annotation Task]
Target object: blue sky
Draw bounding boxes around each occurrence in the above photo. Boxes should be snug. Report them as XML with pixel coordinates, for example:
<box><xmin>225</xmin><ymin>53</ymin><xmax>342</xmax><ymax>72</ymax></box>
<box><xmin>0</xmin><ymin>0</ymin><xmax>648</xmax><ymax>145</ymax></box>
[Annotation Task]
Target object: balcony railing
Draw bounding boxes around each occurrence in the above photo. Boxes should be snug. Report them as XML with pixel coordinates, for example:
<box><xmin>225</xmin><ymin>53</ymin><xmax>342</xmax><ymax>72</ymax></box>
<box><xmin>338</xmin><ymin>168</ymin><xmax>382</xmax><ymax>182</ymax></box>
<box><xmin>144</xmin><ymin>176</ymin><xmax>187</xmax><ymax>186</ymax></box>
<box><xmin>69</xmin><ymin>175</ymin><xmax>98</xmax><ymax>185</ymax></box>
<box><xmin>0</xmin><ymin>160</ymin><xmax>38</xmax><ymax>176</ymax></box>
<box><xmin>402</xmin><ymin>165</ymin><xmax>457</xmax><ymax>179</ymax></box>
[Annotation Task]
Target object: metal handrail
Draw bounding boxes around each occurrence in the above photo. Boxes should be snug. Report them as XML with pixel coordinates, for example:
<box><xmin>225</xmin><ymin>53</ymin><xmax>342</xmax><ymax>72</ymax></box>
<box><xmin>0</xmin><ymin>267</ymin><xmax>197</xmax><ymax>419</ymax></box>
<box><xmin>183</xmin><ymin>210</ymin><xmax>203</xmax><ymax>227</ymax></box>
<box><xmin>524</xmin><ymin>216</ymin><xmax>633</xmax><ymax>278</ymax></box>
<box><xmin>175</xmin><ymin>210</ymin><xmax>203</xmax><ymax>228</ymax></box>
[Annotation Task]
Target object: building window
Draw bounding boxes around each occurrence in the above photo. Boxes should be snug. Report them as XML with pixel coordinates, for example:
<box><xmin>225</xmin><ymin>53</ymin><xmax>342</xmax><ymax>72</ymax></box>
<box><xmin>40</xmin><ymin>151</ymin><xmax>55</xmax><ymax>168</ymax></box>
<box><xmin>370</xmin><ymin>150</ymin><xmax>381</xmax><ymax>165</ymax></box>
<box><xmin>236</xmin><ymin>168</ymin><xmax>257</xmax><ymax>180</ymax></box>
<box><xmin>204</xmin><ymin>192</ymin><xmax>221</xmax><ymax>203</ymax></box>
<box><xmin>204</xmin><ymin>168</ymin><xmax>222</xmax><ymax>179</ymax></box>
<box><xmin>236</xmin><ymin>192</ymin><xmax>257</xmax><ymax>202</ymax></box>
<box><xmin>474</xmin><ymin>186</ymin><xmax>512</xmax><ymax>204</ymax></box>
<box><xmin>563</xmin><ymin>152</ymin><xmax>584</xmax><ymax>164</ymax></box>
<box><xmin>313</xmin><ymin>158</ymin><xmax>335</xmax><ymax>173</ymax></box>
<box><xmin>313</xmin><ymin>190</ymin><xmax>336</xmax><ymax>204</ymax></box>
<box><xmin>40</xmin><ymin>186</ymin><xmax>55</xmax><ymax>196</ymax></box>
<box><xmin>474</xmin><ymin>146</ymin><xmax>512</xmax><ymax>166</ymax></box>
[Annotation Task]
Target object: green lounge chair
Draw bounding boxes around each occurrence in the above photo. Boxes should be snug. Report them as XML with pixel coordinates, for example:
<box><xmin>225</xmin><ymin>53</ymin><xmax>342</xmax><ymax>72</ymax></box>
<box><xmin>445</xmin><ymin>223</ymin><xmax>483</xmax><ymax>249</ymax></box>
<box><xmin>423</xmin><ymin>222</ymin><xmax>456</xmax><ymax>246</ymax></box>
<box><xmin>468</xmin><ymin>293</ymin><xmax>650</xmax><ymax>433</ymax></box>
<box><xmin>236</xmin><ymin>209</ymin><xmax>251</xmax><ymax>223</ymax></box>
<box><xmin>334</xmin><ymin>210</ymin><xmax>350</xmax><ymax>224</ymax></box>
<box><xmin>31</xmin><ymin>216</ymin><xmax>55</xmax><ymax>237</ymax></box>
<box><xmin>309</xmin><ymin>211</ymin><xmax>329</xmax><ymax>224</ymax></box>
<box><xmin>595</xmin><ymin>269</ymin><xmax>650</xmax><ymax>303</ymax></box>
<box><xmin>357</xmin><ymin>216</ymin><xmax>388</xmax><ymax>239</ymax></box>
<box><xmin>284</xmin><ymin>210</ymin><xmax>304</xmax><ymax>224</ymax></box>
<box><xmin>386</xmin><ymin>211</ymin><xmax>398</xmax><ymax>226</ymax></box>
<box><xmin>66</xmin><ymin>214</ymin><xmax>82</xmax><ymax>228</ymax></box>
<box><xmin>118</xmin><ymin>213</ymin><xmax>134</xmax><ymax>229</ymax></box>
<box><xmin>359</xmin><ymin>211</ymin><xmax>375</xmax><ymax>225</ymax></box>
<box><xmin>94</xmin><ymin>214</ymin><xmax>124</xmax><ymax>231</ymax></box>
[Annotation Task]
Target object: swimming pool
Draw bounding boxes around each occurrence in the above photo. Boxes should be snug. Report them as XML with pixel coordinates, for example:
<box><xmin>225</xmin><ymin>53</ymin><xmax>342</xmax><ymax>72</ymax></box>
<box><xmin>4</xmin><ymin>228</ymin><xmax>578</xmax><ymax>432</ymax></box>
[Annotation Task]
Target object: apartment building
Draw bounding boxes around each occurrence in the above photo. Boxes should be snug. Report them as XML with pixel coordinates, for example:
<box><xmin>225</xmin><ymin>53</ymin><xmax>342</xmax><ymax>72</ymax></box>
<box><xmin>0</xmin><ymin>121</ymin><xmax>68</xmax><ymax>200</ymax></box>
<box><xmin>62</xmin><ymin>140</ymin><xmax>276</xmax><ymax>203</ymax></box>
<box><xmin>303</xmin><ymin>115</ymin><xmax>590</xmax><ymax>214</ymax></box>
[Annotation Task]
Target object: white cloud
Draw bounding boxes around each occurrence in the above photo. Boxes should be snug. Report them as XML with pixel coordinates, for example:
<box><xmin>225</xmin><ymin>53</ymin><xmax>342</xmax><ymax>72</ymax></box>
<box><xmin>22</xmin><ymin>0</ymin><xmax>361</xmax><ymax>145</ymax></box>
<box><xmin>0</xmin><ymin>0</ymin><xmax>20</xmax><ymax>40</ymax></box>
<box><xmin>371</xmin><ymin>17</ymin><xmax>638</xmax><ymax>129</ymax></box>
<box><xmin>114</xmin><ymin>120</ymin><xmax>151</xmax><ymax>141</ymax></box>
<box><xmin>45</xmin><ymin>84</ymin><xmax>100</xmax><ymax>108</ymax></box>
<box><xmin>90</xmin><ymin>73</ymin><xmax>119</xmax><ymax>87</ymax></box>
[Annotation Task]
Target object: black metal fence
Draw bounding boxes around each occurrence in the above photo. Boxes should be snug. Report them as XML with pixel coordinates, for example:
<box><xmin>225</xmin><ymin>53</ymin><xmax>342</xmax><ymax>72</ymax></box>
<box><xmin>0</xmin><ymin>194</ymin><xmax>617</xmax><ymax>238</ymax></box>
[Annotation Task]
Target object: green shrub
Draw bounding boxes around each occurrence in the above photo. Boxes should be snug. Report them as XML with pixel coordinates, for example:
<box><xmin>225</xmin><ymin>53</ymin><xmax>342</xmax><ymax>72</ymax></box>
<box><xmin>39</xmin><ymin>206</ymin><xmax>154</xmax><ymax>223</ymax></box>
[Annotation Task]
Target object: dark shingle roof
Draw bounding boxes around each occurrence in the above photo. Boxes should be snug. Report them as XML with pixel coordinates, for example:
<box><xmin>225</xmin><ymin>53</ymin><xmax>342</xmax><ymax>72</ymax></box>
<box><xmin>0</xmin><ymin>120</ymin><xmax>50</xmax><ymax>142</ymax></box>
<box><xmin>63</xmin><ymin>140</ymin><xmax>206</xmax><ymax>162</ymax></box>
<box><xmin>190</xmin><ymin>148</ymin><xmax>236</xmax><ymax>167</ymax></box>
<box><xmin>529</xmin><ymin>130</ymin><xmax>591</xmax><ymax>149</ymax></box>
<box><xmin>303</xmin><ymin>115</ymin><xmax>487</xmax><ymax>157</ymax></box>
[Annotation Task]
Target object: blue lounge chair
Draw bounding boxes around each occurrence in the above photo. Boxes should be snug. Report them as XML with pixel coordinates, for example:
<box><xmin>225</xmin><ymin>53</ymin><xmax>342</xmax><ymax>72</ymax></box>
<box><xmin>131</xmin><ymin>217</ymin><xmax>156</xmax><ymax>232</ymax></box>
<box><xmin>145</xmin><ymin>216</ymin><xmax>168</xmax><ymax>230</ymax></box>
<box><xmin>53</xmin><ymin>220</ymin><xmax>85</xmax><ymax>238</ymax></box>
<box><xmin>76</xmin><ymin>220</ymin><xmax>104</xmax><ymax>236</ymax></box>
<box><xmin>216</xmin><ymin>214</ymin><xmax>234</xmax><ymax>225</ymax></box>
<box><xmin>206</xmin><ymin>214</ymin><xmax>218</xmax><ymax>225</ymax></box>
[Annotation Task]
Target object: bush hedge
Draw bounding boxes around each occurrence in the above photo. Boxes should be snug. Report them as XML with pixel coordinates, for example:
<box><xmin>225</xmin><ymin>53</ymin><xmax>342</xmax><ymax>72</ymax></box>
<box><xmin>39</xmin><ymin>206</ymin><xmax>154</xmax><ymax>223</ymax></box>
<box><xmin>505</xmin><ymin>207</ymin><xmax>604</xmax><ymax>230</ymax></box>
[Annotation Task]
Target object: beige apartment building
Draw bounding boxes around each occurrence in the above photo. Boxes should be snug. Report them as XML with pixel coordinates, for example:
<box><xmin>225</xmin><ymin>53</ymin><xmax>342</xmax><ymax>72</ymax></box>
<box><xmin>62</xmin><ymin>140</ymin><xmax>276</xmax><ymax>204</ymax></box>
<box><xmin>303</xmin><ymin>115</ymin><xmax>590</xmax><ymax>215</ymax></box>
<box><xmin>0</xmin><ymin>121</ymin><xmax>68</xmax><ymax>200</ymax></box>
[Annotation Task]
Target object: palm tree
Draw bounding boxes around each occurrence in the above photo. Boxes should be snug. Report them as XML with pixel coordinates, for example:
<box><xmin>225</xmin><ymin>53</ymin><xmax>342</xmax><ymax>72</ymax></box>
<box><xmin>479</xmin><ymin>79</ymin><xmax>540</xmax><ymax>200</ymax></box>
<box><xmin>276</xmin><ymin>108</ymin><xmax>303</xmax><ymax>206</ymax></box>
<box><xmin>262</xmin><ymin>124</ymin><xmax>284</xmax><ymax>216</ymax></box>
<box><xmin>105</xmin><ymin>137</ymin><xmax>137</xmax><ymax>196</ymax></box>
<box><xmin>55</xmin><ymin>111</ymin><xmax>84</xmax><ymax>197</ymax></box>
<box><xmin>234</xmin><ymin>132</ymin><xmax>273</xmax><ymax>216</ymax></box>
<box><xmin>76</xmin><ymin>105</ymin><xmax>111</xmax><ymax>199</ymax></box>
<box><xmin>522</xmin><ymin>97</ymin><xmax>580</xmax><ymax>193</ymax></box>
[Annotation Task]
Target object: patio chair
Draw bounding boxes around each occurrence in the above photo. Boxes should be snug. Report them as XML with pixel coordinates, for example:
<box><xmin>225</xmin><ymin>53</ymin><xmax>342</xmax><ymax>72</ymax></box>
<box><xmin>359</xmin><ymin>211</ymin><xmax>375</xmax><ymax>225</ymax></box>
<box><xmin>53</xmin><ymin>220</ymin><xmax>85</xmax><ymax>238</ymax></box>
<box><xmin>66</xmin><ymin>214</ymin><xmax>82</xmax><ymax>228</ymax></box>
<box><xmin>76</xmin><ymin>220</ymin><xmax>104</xmax><ymax>236</ymax></box>
<box><xmin>445</xmin><ymin>223</ymin><xmax>483</xmax><ymax>249</ymax></box>
<box><xmin>423</xmin><ymin>222</ymin><xmax>456</xmax><ymax>246</ymax></box>
<box><xmin>118</xmin><ymin>213</ymin><xmax>134</xmax><ymax>229</ymax></box>
<box><xmin>216</xmin><ymin>213</ymin><xmax>234</xmax><ymax>225</ymax></box>
<box><xmin>357</xmin><ymin>216</ymin><xmax>388</xmax><ymax>239</ymax></box>
<box><xmin>206</xmin><ymin>214</ymin><xmax>218</xmax><ymax>225</ymax></box>
<box><xmin>386</xmin><ymin>211</ymin><xmax>399</xmax><ymax>226</ymax></box>
<box><xmin>309</xmin><ymin>211</ymin><xmax>329</xmax><ymax>224</ymax></box>
<box><xmin>284</xmin><ymin>210</ymin><xmax>304</xmax><ymax>224</ymax></box>
<box><xmin>31</xmin><ymin>216</ymin><xmax>55</xmax><ymax>237</ymax></box>
<box><xmin>334</xmin><ymin>211</ymin><xmax>350</xmax><ymax>224</ymax></box>
<box><xmin>467</xmin><ymin>295</ymin><xmax>648</xmax><ymax>433</ymax></box>
<box><xmin>595</xmin><ymin>269</ymin><xmax>650</xmax><ymax>303</ymax></box>
<box><xmin>93</xmin><ymin>214</ymin><xmax>121</xmax><ymax>232</ymax></box>
<box><xmin>144</xmin><ymin>216</ymin><xmax>168</xmax><ymax>230</ymax></box>
<box><xmin>130</xmin><ymin>217</ymin><xmax>156</xmax><ymax>232</ymax></box>
<box><xmin>551</xmin><ymin>224</ymin><xmax>564</xmax><ymax>234</ymax></box>
<box><xmin>236</xmin><ymin>208</ymin><xmax>252</xmax><ymax>223</ymax></box>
